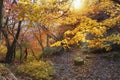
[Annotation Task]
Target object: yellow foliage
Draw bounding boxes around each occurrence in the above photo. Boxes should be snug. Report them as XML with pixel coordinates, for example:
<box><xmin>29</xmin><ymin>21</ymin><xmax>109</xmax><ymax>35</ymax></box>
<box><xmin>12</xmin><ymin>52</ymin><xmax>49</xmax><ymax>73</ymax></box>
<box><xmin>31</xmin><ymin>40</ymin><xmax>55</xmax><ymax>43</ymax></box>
<box><xmin>11</xmin><ymin>0</ymin><xmax>120</xmax><ymax>51</ymax></box>
<box><xmin>0</xmin><ymin>45</ymin><xmax>7</xmax><ymax>53</ymax></box>
<box><xmin>51</xmin><ymin>0</ymin><xmax>120</xmax><ymax>51</ymax></box>
<box><xmin>17</xmin><ymin>61</ymin><xmax>54</xmax><ymax>80</ymax></box>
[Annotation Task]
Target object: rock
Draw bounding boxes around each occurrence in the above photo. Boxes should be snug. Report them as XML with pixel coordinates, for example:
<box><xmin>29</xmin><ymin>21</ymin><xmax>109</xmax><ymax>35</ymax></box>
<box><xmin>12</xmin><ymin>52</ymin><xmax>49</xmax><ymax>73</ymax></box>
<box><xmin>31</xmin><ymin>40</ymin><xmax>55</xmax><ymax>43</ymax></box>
<box><xmin>0</xmin><ymin>64</ymin><xmax>18</xmax><ymax>80</ymax></box>
<box><xmin>74</xmin><ymin>57</ymin><xmax>84</xmax><ymax>66</ymax></box>
<box><xmin>86</xmin><ymin>55</ymin><xmax>93</xmax><ymax>59</ymax></box>
<box><xmin>1</xmin><ymin>77</ymin><xmax>6</xmax><ymax>80</ymax></box>
<box><xmin>6</xmin><ymin>73</ymin><xmax>17</xmax><ymax>80</ymax></box>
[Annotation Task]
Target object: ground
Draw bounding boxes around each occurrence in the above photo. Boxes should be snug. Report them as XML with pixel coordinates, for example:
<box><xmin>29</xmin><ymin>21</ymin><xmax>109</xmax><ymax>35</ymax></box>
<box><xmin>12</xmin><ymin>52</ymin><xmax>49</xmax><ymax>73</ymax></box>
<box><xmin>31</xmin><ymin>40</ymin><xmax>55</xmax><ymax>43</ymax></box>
<box><xmin>0</xmin><ymin>49</ymin><xmax>120</xmax><ymax>80</ymax></box>
<box><xmin>50</xmin><ymin>49</ymin><xmax>120</xmax><ymax>80</ymax></box>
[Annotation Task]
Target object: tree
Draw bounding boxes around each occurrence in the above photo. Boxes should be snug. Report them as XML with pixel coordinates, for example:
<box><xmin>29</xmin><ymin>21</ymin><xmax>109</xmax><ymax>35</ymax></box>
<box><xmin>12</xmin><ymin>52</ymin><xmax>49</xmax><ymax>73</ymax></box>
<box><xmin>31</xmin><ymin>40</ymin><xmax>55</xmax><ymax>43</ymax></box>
<box><xmin>2</xmin><ymin>0</ymin><xmax>119</xmax><ymax>63</ymax></box>
<box><xmin>0</xmin><ymin>0</ymin><xmax>3</xmax><ymax>30</ymax></box>
<box><xmin>0</xmin><ymin>0</ymin><xmax>73</xmax><ymax>63</ymax></box>
<box><xmin>51</xmin><ymin>0</ymin><xmax>120</xmax><ymax>51</ymax></box>
<box><xmin>112</xmin><ymin>0</ymin><xmax>120</xmax><ymax>4</ymax></box>
<box><xmin>0</xmin><ymin>0</ymin><xmax>4</xmax><ymax>46</ymax></box>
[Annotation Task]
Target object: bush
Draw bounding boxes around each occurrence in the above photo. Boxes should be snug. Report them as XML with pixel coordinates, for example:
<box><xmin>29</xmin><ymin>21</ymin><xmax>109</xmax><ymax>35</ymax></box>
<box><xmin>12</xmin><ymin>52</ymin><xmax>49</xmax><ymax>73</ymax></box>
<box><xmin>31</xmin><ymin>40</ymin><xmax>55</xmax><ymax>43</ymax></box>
<box><xmin>0</xmin><ymin>45</ymin><xmax>7</xmax><ymax>54</ymax></box>
<box><xmin>101</xmin><ymin>51</ymin><xmax>120</xmax><ymax>61</ymax></box>
<box><xmin>17</xmin><ymin>61</ymin><xmax>54</xmax><ymax>80</ymax></box>
<box><xmin>81</xmin><ymin>42</ymin><xmax>106</xmax><ymax>53</ymax></box>
<box><xmin>80</xmin><ymin>43</ymin><xmax>97</xmax><ymax>53</ymax></box>
<box><xmin>41</xmin><ymin>46</ymin><xmax>64</xmax><ymax>57</ymax></box>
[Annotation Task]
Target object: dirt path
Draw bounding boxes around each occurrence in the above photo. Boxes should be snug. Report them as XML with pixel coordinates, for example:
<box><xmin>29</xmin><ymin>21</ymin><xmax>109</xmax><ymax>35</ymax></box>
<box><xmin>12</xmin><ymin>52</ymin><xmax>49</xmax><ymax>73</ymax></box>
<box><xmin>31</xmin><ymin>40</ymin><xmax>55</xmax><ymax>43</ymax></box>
<box><xmin>50</xmin><ymin>49</ymin><xmax>120</xmax><ymax>80</ymax></box>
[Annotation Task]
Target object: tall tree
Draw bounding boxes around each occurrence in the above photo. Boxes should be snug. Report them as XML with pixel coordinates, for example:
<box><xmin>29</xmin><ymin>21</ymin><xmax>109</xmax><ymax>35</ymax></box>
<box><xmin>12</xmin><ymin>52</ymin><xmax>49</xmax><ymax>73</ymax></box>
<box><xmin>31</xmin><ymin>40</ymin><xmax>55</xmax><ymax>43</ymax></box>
<box><xmin>0</xmin><ymin>0</ymin><xmax>72</xmax><ymax>63</ymax></box>
<box><xmin>0</xmin><ymin>0</ymin><xmax>3</xmax><ymax>29</ymax></box>
<box><xmin>51</xmin><ymin>0</ymin><xmax>120</xmax><ymax>51</ymax></box>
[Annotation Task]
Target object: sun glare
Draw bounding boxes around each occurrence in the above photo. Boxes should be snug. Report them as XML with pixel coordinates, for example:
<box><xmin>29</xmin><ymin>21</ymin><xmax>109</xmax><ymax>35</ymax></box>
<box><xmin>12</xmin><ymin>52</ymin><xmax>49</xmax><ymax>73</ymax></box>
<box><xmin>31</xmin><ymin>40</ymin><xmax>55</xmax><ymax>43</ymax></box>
<box><xmin>71</xmin><ymin>0</ymin><xmax>85</xmax><ymax>10</ymax></box>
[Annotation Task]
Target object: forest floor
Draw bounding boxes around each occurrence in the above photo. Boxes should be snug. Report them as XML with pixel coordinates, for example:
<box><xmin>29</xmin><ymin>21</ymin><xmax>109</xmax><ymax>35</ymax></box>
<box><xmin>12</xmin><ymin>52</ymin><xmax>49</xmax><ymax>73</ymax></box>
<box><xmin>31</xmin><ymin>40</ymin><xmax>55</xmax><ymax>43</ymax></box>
<box><xmin>0</xmin><ymin>49</ymin><xmax>120</xmax><ymax>80</ymax></box>
<box><xmin>50</xmin><ymin>49</ymin><xmax>120</xmax><ymax>80</ymax></box>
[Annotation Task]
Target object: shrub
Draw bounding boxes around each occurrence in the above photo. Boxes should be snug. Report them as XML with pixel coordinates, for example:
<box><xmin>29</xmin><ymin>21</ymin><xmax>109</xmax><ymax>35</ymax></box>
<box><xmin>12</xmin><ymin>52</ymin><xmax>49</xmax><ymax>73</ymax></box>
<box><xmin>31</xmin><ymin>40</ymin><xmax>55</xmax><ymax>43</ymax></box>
<box><xmin>0</xmin><ymin>45</ymin><xmax>7</xmax><ymax>54</ymax></box>
<box><xmin>41</xmin><ymin>46</ymin><xmax>64</xmax><ymax>57</ymax></box>
<box><xmin>17</xmin><ymin>61</ymin><xmax>54</xmax><ymax>80</ymax></box>
<box><xmin>101</xmin><ymin>51</ymin><xmax>120</xmax><ymax>61</ymax></box>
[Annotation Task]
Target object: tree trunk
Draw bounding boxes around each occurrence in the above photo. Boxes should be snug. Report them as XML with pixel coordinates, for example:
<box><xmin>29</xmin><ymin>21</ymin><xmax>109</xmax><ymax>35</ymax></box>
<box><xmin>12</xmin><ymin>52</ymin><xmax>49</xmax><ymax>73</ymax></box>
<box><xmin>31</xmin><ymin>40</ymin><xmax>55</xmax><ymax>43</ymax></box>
<box><xmin>0</xmin><ymin>0</ymin><xmax>4</xmax><ymax>44</ymax></box>
<box><xmin>46</xmin><ymin>34</ymin><xmax>49</xmax><ymax>47</ymax></box>
<box><xmin>24</xmin><ymin>48</ymin><xmax>28</xmax><ymax>62</ymax></box>
<box><xmin>5</xmin><ymin>21</ymin><xmax>22</xmax><ymax>63</ymax></box>
<box><xmin>0</xmin><ymin>0</ymin><xmax>3</xmax><ymax>30</ymax></box>
<box><xmin>31</xmin><ymin>48</ymin><xmax>39</xmax><ymax>61</ymax></box>
<box><xmin>32</xmin><ymin>29</ymin><xmax>44</xmax><ymax>52</ymax></box>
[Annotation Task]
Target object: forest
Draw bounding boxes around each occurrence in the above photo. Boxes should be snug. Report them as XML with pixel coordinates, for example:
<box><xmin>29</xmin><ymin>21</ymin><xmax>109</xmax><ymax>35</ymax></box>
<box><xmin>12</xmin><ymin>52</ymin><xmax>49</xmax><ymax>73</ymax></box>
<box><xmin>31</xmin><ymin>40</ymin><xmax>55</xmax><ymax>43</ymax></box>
<box><xmin>0</xmin><ymin>0</ymin><xmax>120</xmax><ymax>80</ymax></box>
